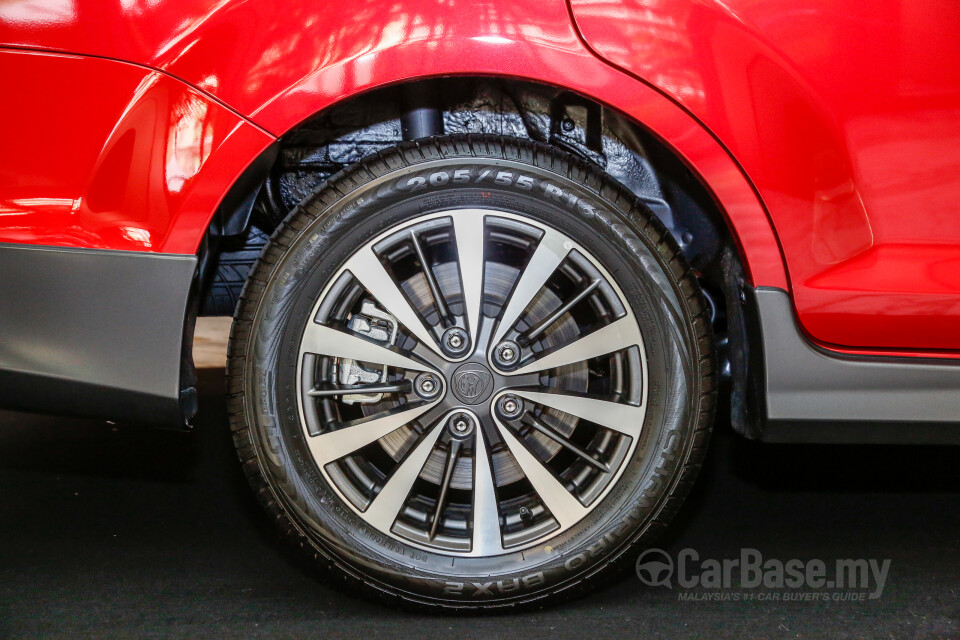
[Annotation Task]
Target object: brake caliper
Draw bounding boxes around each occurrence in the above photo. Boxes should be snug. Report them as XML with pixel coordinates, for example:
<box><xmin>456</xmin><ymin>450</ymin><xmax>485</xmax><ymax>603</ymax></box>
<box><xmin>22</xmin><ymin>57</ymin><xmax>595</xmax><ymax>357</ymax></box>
<box><xmin>338</xmin><ymin>300</ymin><xmax>399</xmax><ymax>404</ymax></box>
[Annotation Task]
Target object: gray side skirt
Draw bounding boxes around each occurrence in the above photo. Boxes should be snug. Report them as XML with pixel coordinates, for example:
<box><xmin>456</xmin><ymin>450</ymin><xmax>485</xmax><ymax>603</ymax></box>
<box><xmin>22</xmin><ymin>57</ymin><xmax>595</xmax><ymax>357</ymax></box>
<box><xmin>755</xmin><ymin>287</ymin><xmax>960</xmax><ymax>444</ymax></box>
<box><xmin>0</xmin><ymin>243</ymin><xmax>196</xmax><ymax>425</ymax></box>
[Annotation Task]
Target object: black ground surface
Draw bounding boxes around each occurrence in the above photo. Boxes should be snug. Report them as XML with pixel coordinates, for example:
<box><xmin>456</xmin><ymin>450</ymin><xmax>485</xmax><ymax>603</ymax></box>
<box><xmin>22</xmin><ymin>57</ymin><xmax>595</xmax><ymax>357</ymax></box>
<box><xmin>1</xmin><ymin>369</ymin><xmax>958</xmax><ymax>639</ymax></box>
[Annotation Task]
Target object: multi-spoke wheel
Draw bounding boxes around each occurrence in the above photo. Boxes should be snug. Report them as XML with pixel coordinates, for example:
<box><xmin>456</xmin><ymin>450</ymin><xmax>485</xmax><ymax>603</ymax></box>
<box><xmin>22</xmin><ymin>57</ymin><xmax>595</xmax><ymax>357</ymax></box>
<box><xmin>229</xmin><ymin>136</ymin><xmax>714</xmax><ymax>609</ymax></box>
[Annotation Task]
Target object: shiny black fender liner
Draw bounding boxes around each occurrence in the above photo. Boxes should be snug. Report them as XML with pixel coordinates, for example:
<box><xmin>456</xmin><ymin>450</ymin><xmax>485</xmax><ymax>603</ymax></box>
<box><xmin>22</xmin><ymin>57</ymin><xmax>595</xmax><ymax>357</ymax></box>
<box><xmin>749</xmin><ymin>287</ymin><xmax>960</xmax><ymax>444</ymax></box>
<box><xmin>0</xmin><ymin>243</ymin><xmax>197</xmax><ymax>426</ymax></box>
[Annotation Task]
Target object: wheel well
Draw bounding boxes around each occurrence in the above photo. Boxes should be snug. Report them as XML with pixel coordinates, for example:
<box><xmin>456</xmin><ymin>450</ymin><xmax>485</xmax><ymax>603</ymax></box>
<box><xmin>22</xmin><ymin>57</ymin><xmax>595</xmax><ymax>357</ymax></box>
<box><xmin>197</xmin><ymin>76</ymin><xmax>756</xmax><ymax>433</ymax></box>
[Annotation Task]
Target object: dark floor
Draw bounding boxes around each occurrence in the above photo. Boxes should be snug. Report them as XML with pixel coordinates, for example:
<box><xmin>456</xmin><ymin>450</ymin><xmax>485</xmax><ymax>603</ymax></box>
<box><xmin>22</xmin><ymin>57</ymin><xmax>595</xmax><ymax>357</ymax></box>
<box><xmin>1</xmin><ymin>369</ymin><xmax>958</xmax><ymax>639</ymax></box>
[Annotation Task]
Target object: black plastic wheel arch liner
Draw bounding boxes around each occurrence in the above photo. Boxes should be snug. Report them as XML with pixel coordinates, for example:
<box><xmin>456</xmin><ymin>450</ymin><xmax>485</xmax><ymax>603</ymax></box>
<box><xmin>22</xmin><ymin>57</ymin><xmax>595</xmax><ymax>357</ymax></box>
<box><xmin>746</xmin><ymin>286</ymin><xmax>960</xmax><ymax>444</ymax></box>
<box><xmin>0</xmin><ymin>243</ymin><xmax>197</xmax><ymax>426</ymax></box>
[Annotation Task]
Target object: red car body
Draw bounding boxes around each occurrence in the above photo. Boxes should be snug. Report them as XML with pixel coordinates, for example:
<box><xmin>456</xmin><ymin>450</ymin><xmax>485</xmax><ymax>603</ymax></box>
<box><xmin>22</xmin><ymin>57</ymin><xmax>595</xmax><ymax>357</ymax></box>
<box><xmin>2</xmin><ymin>0</ymin><xmax>959</xmax><ymax>439</ymax></box>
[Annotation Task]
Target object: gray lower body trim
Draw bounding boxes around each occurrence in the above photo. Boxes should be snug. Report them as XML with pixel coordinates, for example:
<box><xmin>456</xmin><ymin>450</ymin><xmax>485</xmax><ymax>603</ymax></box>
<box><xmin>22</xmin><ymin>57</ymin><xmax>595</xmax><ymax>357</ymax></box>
<box><xmin>0</xmin><ymin>243</ymin><xmax>196</xmax><ymax>425</ymax></box>
<box><xmin>753</xmin><ymin>287</ymin><xmax>960</xmax><ymax>444</ymax></box>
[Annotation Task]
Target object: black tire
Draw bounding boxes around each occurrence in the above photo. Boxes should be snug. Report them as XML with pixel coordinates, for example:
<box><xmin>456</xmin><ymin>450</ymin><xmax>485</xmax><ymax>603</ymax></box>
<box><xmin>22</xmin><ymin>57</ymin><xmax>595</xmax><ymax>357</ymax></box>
<box><xmin>227</xmin><ymin>135</ymin><xmax>715</xmax><ymax>610</ymax></box>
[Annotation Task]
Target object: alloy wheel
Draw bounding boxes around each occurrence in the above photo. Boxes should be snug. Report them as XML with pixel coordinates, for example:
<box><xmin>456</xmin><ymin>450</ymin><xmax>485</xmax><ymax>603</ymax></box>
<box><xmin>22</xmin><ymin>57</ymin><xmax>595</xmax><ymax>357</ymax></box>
<box><xmin>296</xmin><ymin>208</ymin><xmax>648</xmax><ymax>556</ymax></box>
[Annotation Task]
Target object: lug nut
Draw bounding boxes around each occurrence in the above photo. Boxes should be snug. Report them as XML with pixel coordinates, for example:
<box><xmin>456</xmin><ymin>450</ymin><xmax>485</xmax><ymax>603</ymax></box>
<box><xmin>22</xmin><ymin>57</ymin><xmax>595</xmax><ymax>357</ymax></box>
<box><xmin>442</xmin><ymin>327</ymin><xmax>469</xmax><ymax>356</ymax></box>
<box><xmin>493</xmin><ymin>340</ymin><xmax>520</xmax><ymax>368</ymax></box>
<box><xmin>414</xmin><ymin>373</ymin><xmax>442</xmax><ymax>400</ymax></box>
<box><xmin>448</xmin><ymin>412</ymin><xmax>475</xmax><ymax>437</ymax></box>
<box><xmin>497</xmin><ymin>394</ymin><xmax>524</xmax><ymax>420</ymax></box>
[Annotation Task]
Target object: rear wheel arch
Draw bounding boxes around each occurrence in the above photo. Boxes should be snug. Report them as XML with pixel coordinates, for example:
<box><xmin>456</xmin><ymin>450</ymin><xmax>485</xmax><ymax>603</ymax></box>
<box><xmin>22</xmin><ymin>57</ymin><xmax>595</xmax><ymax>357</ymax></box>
<box><xmin>202</xmin><ymin>77</ymin><xmax>757</xmax><ymax>309</ymax></box>
<box><xmin>194</xmin><ymin>77</ymin><xmax>769</xmax><ymax>437</ymax></box>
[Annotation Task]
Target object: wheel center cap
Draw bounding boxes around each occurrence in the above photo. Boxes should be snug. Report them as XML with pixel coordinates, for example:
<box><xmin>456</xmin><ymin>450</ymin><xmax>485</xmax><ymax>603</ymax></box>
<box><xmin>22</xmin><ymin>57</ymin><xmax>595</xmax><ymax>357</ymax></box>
<box><xmin>450</xmin><ymin>362</ymin><xmax>495</xmax><ymax>405</ymax></box>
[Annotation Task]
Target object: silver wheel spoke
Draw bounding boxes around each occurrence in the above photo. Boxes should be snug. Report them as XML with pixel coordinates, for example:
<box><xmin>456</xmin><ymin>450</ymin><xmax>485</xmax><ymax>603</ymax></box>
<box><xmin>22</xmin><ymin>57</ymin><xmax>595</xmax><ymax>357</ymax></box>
<box><xmin>301</xmin><ymin>322</ymin><xmax>434</xmax><ymax>372</ymax></box>
<box><xmin>363</xmin><ymin>416</ymin><xmax>447</xmax><ymax>530</ymax></box>
<box><xmin>490</xmin><ymin>228</ymin><xmax>570</xmax><ymax>347</ymax></box>
<box><xmin>509</xmin><ymin>316</ymin><xmax>642</xmax><ymax>376</ymax></box>
<box><xmin>345</xmin><ymin>246</ymin><xmax>445</xmax><ymax>359</ymax></box>
<box><xmin>452</xmin><ymin>213</ymin><xmax>486</xmax><ymax>346</ymax></box>
<box><xmin>307</xmin><ymin>402</ymin><xmax>437</xmax><ymax>466</ymax></box>
<box><xmin>514</xmin><ymin>390</ymin><xmax>644</xmax><ymax>438</ymax></box>
<box><xmin>470</xmin><ymin>426</ymin><xmax>504</xmax><ymax>556</ymax></box>
<box><xmin>494</xmin><ymin>417</ymin><xmax>587</xmax><ymax>528</ymax></box>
